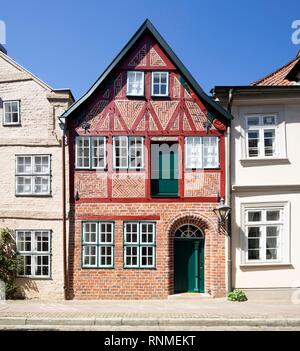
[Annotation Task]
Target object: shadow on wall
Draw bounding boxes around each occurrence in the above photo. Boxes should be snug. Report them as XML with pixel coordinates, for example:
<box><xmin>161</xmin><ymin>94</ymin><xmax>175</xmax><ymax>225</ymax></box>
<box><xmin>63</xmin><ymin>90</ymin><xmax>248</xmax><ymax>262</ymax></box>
<box><xmin>14</xmin><ymin>278</ymin><xmax>39</xmax><ymax>299</ymax></box>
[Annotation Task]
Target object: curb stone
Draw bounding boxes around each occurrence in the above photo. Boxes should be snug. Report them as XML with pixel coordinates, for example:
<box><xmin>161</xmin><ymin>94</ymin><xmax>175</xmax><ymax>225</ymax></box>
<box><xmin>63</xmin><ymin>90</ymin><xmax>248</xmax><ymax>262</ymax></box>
<box><xmin>0</xmin><ymin>317</ymin><xmax>300</xmax><ymax>327</ymax></box>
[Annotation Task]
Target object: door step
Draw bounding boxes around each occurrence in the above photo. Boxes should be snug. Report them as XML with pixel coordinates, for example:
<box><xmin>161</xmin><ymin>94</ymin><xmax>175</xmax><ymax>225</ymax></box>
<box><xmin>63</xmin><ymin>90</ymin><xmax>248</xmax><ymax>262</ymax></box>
<box><xmin>168</xmin><ymin>293</ymin><xmax>212</xmax><ymax>299</ymax></box>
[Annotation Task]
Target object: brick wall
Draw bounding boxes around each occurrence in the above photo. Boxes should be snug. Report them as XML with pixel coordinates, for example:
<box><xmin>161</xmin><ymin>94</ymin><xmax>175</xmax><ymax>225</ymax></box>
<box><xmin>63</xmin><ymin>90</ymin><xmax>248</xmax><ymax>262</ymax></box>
<box><xmin>68</xmin><ymin>202</ymin><xmax>226</xmax><ymax>299</ymax></box>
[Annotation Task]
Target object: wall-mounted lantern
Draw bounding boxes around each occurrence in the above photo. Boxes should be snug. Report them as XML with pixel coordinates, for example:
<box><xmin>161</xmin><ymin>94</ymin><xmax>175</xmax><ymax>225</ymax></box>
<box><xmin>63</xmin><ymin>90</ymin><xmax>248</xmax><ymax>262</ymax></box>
<box><xmin>213</xmin><ymin>198</ymin><xmax>231</xmax><ymax>226</ymax></box>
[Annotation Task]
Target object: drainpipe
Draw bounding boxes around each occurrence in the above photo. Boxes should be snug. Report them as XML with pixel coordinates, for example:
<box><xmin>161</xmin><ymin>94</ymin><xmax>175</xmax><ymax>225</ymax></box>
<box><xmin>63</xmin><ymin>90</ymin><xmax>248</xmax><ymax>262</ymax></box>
<box><xmin>226</xmin><ymin>88</ymin><xmax>234</xmax><ymax>293</ymax></box>
<box><xmin>60</xmin><ymin>119</ymin><xmax>68</xmax><ymax>300</ymax></box>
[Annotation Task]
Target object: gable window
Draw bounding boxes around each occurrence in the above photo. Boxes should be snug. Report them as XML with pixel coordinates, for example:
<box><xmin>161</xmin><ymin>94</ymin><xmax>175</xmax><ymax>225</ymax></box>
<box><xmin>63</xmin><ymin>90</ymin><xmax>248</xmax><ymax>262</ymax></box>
<box><xmin>75</xmin><ymin>136</ymin><xmax>106</xmax><ymax>169</ymax></box>
<box><xmin>151</xmin><ymin>72</ymin><xmax>169</xmax><ymax>96</ymax></box>
<box><xmin>3</xmin><ymin>100</ymin><xmax>20</xmax><ymax>125</ymax></box>
<box><xmin>82</xmin><ymin>222</ymin><xmax>114</xmax><ymax>268</ymax></box>
<box><xmin>113</xmin><ymin>136</ymin><xmax>144</xmax><ymax>169</ymax></box>
<box><xmin>126</xmin><ymin>71</ymin><xmax>144</xmax><ymax>96</ymax></box>
<box><xmin>242</xmin><ymin>204</ymin><xmax>290</xmax><ymax>265</ymax></box>
<box><xmin>16</xmin><ymin>230</ymin><xmax>51</xmax><ymax>278</ymax></box>
<box><xmin>185</xmin><ymin>137</ymin><xmax>219</xmax><ymax>169</ymax></box>
<box><xmin>124</xmin><ymin>222</ymin><xmax>156</xmax><ymax>268</ymax></box>
<box><xmin>245</xmin><ymin>115</ymin><xmax>278</xmax><ymax>158</ymax></box>
<box><xmin>16</xmin><ymin>155</ymin><xmax>51</xmax><ymax>195</ymax></box>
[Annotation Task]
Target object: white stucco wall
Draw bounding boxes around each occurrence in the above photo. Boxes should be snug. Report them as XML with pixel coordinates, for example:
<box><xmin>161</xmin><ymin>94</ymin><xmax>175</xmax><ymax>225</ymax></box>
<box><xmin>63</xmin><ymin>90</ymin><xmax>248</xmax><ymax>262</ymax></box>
<box><xmin>230</xmin><ymin>95</ymin><xmax>300</xmax><ymax>291</ymax></box>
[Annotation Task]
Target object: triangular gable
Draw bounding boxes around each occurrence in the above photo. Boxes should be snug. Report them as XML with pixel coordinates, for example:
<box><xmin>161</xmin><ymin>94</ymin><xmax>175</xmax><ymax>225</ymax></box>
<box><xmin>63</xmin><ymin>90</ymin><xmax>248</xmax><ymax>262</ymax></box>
<box><xmin>61</xmin><ymin>19</ymin><xmax>232</xmax><ymax>121</ymax></box>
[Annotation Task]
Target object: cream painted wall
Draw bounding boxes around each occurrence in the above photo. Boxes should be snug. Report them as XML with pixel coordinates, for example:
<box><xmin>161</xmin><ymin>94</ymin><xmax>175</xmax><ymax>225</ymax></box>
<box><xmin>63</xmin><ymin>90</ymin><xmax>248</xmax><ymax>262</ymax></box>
<box><xmin>230</xmin><ymin>95</ymin><xmax>300</xmax><ymax>291</ymax></box>
<box><xmin>0</xmin><ymin>52</ymin><xmax>72</xmax><ymax>299</ymax></box>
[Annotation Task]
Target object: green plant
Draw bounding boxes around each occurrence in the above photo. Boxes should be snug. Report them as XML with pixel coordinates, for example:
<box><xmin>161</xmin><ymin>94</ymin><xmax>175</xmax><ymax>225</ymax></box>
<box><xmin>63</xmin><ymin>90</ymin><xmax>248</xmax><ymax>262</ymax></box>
<box><xmin>0</xmin><ymin>228</ymin><xmax>20</xmax><ymax>298</ymax></box>
<box><xmin>227</xmin><ymin>289</ymin><xmax>248</xmax><ymax>302</ymax></box>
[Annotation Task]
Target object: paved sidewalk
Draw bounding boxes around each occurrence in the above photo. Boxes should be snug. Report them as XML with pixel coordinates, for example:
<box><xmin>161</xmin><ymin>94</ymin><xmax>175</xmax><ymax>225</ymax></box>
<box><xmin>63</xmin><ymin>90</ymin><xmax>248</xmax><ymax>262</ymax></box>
<box><xmin>1</xmin><ymin>296</ymin><xmax>300</xmax><ymax>330</ymax></box>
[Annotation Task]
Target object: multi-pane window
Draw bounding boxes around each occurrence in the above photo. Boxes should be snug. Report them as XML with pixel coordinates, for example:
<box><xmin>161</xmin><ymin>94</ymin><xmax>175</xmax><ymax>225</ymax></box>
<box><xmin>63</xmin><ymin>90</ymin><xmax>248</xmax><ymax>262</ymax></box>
<box><xmin>16</xmin><ymin>155</ymin><xmax>51</xmax><ymax>195</ymax></box>
<box><xmin>82</xmin><ymin>222</ymin><xmax>114</xmax><ymax>268</ymax></box>
<box><xmin>76</xmin><ymin>136</ymin><xmax>106</xmax><ymax>169</ymax></box>
<box><xmin>126</xmin><ymin>71</ymin><xmax>144</xmax><ymax>96</ymax></box>
<box><xmin>185</xmin><ymin>137</ymin><xmax>219</xmax><ymax>169</ymax></box>
<box><xmin>113</xmin><ymin>136</ymin><xmax>144</xmax><ymax>169</ymax></box>
<box><xmin>3</xmin><ymin>101</ymin><xmax>20</xmax><ymax>125</ymax></box>
<box><xmin>245</xmin><ymin>208</ymin><xmax>284</xmax><ymax>263</ymax></box>
<box><xmin>124</xmin><ymin>222</ymin><xmax>156</xmax><ymax>268</ymax></box>
<box><xmin>152</xmin><ymin>72</ymin><xmax>169</xmax><ymax>96</ymax></box>
<box><xmin>16</xmin><ymin>230</ymin><xmax>51</xmax><ymax>277</ymax></box>
<box><xmin>246</xmin><ymin>115</ymin><xmax>277</xmax><ymax>158</ymax></box>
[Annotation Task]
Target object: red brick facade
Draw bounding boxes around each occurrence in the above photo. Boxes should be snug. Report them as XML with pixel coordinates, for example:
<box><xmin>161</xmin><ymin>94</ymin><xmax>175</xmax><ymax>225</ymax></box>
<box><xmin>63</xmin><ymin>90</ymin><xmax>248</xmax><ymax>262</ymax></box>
<box><xmin>66</xmin><ymin>24</ymin><xmax>228</xmax><ymax>299</ymax></box>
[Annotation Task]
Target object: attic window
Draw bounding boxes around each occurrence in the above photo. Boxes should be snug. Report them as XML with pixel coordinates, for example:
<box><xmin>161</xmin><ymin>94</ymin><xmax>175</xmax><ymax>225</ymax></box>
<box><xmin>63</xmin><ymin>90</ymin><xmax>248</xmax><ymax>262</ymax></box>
<box><xmin>3</xmin><ymin>100</ymin><xmax>20</xmax><ymax>125</ymax></box>
<box><xmin>151</xmin><ymin>72</ymin><xmax>169</xmax><ymax>96</ymax></box>
<box><xmin>126</xmin><ymin>71</ymin><xmax>144</xmax><ymax>96</ymax></box>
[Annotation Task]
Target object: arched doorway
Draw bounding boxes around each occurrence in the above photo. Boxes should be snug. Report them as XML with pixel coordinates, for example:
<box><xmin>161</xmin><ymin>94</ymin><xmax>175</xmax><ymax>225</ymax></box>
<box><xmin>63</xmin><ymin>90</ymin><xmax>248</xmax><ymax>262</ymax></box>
<box><xmin>174</xmin><ymin>224</ymin><xmax>204</xmax><ymax>293</ymax></box>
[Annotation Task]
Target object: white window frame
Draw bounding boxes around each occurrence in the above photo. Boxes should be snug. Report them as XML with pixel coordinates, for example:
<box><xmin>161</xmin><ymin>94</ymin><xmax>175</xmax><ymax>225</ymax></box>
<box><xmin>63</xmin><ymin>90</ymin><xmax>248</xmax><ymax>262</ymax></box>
<box><xmin>15</xmin><ymin>155</ymin><xmax>51</xmax><ymax>196</ymax></box>
<box><xmin>151</xmin><ymin>71</ymin><xmax>169</xmax><ymax>97</ymax></box>
<box><xmin>82</xmin><ymin>222</ymin><xmax>114</xmax><ymax>268</ymax></box>
<box><xmin>123</xmin><ymin>222</ymin><xmax>156</xmax><ymax>268</ymax></box>
<box><xmin>113</xmin><ymin>136</ymin><xmax>144</xmax><ymax>170</ymax></box>
<box><xmin>241</xmin><ymin>202</ymin><xmax>290</xmax><ymax>266</ymax></box>
<box><xmin>126</xmin><ymin>71</ymin><xmax>145</xmax><ymax>96</ymax></box>
<box><xmin>185</xmin><ymin>136</ymin><xmax>219</xmax><ymax>169</ymax></box>
<box><xmin>245</xmin><ymin>114</ymin><xmax>278</xmax><ymax>159</ymax></box>
<box><xmin>75</xmin><ymin>136</ymin><xmax>106</xmax><ymax>169</ymax></box>
<box><xmin>3</xmin><ymin>100</ymin><xmax>21</xmax><ymax>126</ymax></box>
<box><xmin>16</xmin><ymin>230</ymin><xmax>51</xmax><ymax>278</ymax></box>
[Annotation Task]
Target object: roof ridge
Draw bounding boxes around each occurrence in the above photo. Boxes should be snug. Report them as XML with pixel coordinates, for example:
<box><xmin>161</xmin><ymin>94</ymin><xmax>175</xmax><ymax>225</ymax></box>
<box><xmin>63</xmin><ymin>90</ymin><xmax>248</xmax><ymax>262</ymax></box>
<box><xmin>251</xmin><ymin>56</ymin><xmax>299</xmax><ymax>86</ymax></box>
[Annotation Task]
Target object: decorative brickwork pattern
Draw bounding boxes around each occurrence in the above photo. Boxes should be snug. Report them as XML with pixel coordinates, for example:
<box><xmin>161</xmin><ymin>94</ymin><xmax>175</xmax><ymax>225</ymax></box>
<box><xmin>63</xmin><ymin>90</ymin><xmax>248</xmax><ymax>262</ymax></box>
<box><xmin>75</xmin><ymin>172</ymin><xmax>108</xmax><ymax>198</ymax></box>
<box><xmin>128</xmin><ymin>45</ymin><xmax>147</xmax><ymax>66</ymax></box>
<box><xmin>186</xmin><ymin>100</ymin><xmax>208</xmax><ymax>130</ymax></box>
<box><xmin>136</xmin><ymin>115</ymin><xmax>146</xmax><ymax>130</ymax></box>
<box><xmin>112</xmin><ymin>173</ymin><xmax>146</xmax><ymax>198</ymax></box>
<box><xmin>183</xmin><ymin>113</ymin><xmax>192</xmax><ymax>130</ymax></box>
<box><xmin>173</xmin><ymin>76</ymin><xmax>181</xmax><ymax>98</ymax></box>
<box><xmin>150</xmin><ymin>47</ymin><xmax>166</xmax><ymax>66</ymax></box>
<box><xmin>102</xmin><ymin>89</ymin><xmax>110</xmax><ymax>98</ymax></box>
<box><xmin>151</xmin><ymin>101</ymin><xmax>179</xmax><ymax>129</ymax></box>
<box><xmin>115</xmin><ymin>100</ymin><xmax>145</xmax><ymax>129</ymax></box>
<box><xmin>86</xmin><ymin>100</ymin><xmax>109</xmax><ymax>129</ymax></box>
<box><xmin>184</xmin><ymin>172</ymin><xmax>220</xmax><ymax>197</ymax></box>
<box><xmin>114</xmin><ymin>73</ymin><xmax>123</xmax><ymax>97</ymax></box>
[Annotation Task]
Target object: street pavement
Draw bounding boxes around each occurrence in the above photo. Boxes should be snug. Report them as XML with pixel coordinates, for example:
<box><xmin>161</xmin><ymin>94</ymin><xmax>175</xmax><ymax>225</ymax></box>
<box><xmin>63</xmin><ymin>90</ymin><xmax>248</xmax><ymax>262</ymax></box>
<box><xmin>1</xmin><ymin>296</ymin><xmax>300</xmax><ymax>330</ymax></box>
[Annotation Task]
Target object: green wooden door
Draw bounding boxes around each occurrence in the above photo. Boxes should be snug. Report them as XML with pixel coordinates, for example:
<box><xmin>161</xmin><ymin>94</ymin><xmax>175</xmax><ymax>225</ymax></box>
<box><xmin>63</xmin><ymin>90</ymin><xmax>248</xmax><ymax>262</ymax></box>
<box><xmin>151</xmin><ymin>142</ymin><xmax>178</xmax><ymax>197</ymax></box>
<box><xmin>174</xmin><ymin>239</ymin><xmax>204</xmax><ymax>293</ymax></box>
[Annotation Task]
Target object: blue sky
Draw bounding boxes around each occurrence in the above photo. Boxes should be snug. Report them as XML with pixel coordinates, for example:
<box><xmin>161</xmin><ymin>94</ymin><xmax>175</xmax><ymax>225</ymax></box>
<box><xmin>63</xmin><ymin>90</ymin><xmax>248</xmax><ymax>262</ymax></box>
<box><xmin>1</xmin><ymin>0</ymin><xmax>300</xmax><ymax>98</ymax></box>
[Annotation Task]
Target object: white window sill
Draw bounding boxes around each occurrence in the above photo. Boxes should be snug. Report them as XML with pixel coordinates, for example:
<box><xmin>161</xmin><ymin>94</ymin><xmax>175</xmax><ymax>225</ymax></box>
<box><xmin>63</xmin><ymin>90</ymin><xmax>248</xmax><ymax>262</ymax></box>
<box><xmin>240</xmin><ymin>262</ymin><xmax>292</xmax><ymax>268</ymax></box>
<box><xmin>240</xmin><ymin>157</ymin><xmax>289</xmax><ymax>165</ymax></box>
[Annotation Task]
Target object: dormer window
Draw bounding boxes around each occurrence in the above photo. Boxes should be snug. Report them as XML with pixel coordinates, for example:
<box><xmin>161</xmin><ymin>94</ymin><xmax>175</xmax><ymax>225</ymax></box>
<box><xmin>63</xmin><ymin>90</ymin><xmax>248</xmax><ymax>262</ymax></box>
<box><xmin>151</xmin><ymin>72</ymin><xmax>169</xmax><ymax>96</ymax></box>
<box><xmin>126</xmin><ymin>71</ymin><xmax>144</xmax><ymax>96</ymax></box>
<box><xmin>3</xmin><ymin>100</ymin><xmax>20</xmax><ymax>125</ymax></box>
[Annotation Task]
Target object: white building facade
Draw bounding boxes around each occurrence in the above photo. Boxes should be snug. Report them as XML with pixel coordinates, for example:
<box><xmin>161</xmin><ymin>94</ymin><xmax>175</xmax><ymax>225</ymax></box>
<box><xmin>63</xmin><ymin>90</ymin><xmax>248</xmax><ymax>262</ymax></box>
<box><xmin>213</xmin><ymin>52</ymin><xmax>300</xmax><ymax>299</ymax></box>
